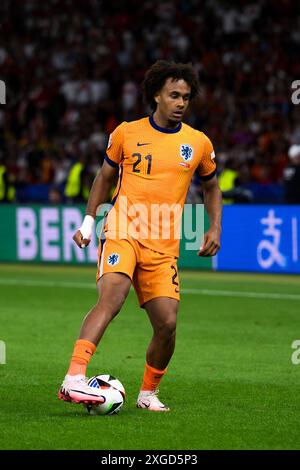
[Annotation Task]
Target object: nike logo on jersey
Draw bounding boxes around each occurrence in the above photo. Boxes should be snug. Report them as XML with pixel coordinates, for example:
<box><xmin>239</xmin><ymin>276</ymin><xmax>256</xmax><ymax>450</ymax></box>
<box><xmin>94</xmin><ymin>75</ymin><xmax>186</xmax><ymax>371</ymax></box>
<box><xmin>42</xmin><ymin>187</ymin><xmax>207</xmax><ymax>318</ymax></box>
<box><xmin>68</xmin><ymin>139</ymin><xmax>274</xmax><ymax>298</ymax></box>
<box><xmin>137</xmin><ymin>142</ymin><xmax>151</xmax><ymax>146</ymax></box>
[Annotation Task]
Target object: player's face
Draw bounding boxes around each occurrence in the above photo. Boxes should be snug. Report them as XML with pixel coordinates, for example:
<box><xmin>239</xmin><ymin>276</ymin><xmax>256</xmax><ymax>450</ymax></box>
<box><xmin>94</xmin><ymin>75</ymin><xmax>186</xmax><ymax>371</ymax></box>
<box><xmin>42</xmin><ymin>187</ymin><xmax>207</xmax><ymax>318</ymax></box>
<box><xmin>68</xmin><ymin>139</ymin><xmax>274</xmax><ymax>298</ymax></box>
<box><xmin>155</xmin><ymin>78</ymin><xmax>191</xmax><ymax>124</ymax></box>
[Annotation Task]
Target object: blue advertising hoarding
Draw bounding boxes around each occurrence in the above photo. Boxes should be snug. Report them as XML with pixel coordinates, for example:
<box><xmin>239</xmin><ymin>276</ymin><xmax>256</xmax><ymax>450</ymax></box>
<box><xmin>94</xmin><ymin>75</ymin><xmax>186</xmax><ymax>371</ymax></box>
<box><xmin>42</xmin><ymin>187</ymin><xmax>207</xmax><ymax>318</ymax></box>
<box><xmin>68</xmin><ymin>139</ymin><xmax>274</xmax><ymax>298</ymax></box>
<box><xmin>216</xmin><ymin>205</ymin><xmax>300</xmax><ymax>274</ymax></box>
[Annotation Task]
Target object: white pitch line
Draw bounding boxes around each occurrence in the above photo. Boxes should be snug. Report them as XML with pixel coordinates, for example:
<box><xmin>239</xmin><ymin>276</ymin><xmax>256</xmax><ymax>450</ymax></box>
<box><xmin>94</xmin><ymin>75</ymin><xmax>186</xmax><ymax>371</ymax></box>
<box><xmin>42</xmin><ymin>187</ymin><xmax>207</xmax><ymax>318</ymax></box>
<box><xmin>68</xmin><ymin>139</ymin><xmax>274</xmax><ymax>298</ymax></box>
<box><xmin>181</xmin><ymin>288</ymin><xmax>300</xmax><ymax>301</ymax></box>
<box><xmin>0</xmin><ymin>278</ymin><xmax>95</xmax><ymax>289</ymax></box>
<box><xmin>0</xmin><ymin>278</ymin><xmax>299</xmax><ymax>301</ymax></box>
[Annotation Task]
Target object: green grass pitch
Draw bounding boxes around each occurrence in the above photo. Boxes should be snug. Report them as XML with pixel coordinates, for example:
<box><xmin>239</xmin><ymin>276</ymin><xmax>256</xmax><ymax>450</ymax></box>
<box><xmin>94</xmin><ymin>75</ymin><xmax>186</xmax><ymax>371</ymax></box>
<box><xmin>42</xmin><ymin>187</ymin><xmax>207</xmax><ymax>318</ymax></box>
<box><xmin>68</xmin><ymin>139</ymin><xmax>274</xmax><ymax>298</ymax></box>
<box><xmin>0</xmin><ymin>264</ymin><xmax>299</xmax><ymax>450</ymax></box>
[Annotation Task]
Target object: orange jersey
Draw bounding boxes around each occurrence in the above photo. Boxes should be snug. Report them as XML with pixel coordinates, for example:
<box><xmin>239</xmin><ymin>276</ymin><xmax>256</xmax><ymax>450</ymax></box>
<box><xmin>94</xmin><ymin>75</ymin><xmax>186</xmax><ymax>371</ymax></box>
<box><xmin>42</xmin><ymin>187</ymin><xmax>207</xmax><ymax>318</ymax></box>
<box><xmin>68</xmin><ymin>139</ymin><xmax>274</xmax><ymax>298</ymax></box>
<box><xmin>104</xmin><ymin>116</ymin><xmax>216</xmax><ymax>257</ymax></box>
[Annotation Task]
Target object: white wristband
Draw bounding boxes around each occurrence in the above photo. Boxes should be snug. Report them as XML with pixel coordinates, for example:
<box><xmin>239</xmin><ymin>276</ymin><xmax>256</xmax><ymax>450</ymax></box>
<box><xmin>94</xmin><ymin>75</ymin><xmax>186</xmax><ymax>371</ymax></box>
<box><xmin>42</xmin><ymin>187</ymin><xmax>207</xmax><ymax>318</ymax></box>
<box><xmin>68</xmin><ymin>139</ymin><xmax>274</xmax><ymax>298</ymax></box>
<box><xmin>79</xmin><ymin>215</ymin><xmax>95</xmax><ymax>240</ymax></box>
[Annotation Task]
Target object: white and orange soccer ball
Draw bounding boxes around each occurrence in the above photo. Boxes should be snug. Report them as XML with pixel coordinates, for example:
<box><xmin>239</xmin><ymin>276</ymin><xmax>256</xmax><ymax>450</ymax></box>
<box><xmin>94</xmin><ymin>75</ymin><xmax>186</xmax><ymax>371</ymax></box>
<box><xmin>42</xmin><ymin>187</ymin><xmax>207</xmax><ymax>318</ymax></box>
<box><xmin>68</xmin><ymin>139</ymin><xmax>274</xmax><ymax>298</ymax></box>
<box><xmin>84</xmin><ymin>374</ymin><xmax>125</xmax><ymax>415</ymax></box>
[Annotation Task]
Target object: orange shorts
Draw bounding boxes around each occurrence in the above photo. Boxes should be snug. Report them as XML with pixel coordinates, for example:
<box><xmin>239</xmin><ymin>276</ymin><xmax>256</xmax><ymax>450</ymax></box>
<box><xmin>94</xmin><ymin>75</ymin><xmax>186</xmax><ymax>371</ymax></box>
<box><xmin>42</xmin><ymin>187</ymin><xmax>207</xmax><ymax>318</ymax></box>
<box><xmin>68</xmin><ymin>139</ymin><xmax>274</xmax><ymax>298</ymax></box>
<box><xmin>96</xmin><ymin>234</ymin><xmax>180</xmax><ymax>307</ymax></box>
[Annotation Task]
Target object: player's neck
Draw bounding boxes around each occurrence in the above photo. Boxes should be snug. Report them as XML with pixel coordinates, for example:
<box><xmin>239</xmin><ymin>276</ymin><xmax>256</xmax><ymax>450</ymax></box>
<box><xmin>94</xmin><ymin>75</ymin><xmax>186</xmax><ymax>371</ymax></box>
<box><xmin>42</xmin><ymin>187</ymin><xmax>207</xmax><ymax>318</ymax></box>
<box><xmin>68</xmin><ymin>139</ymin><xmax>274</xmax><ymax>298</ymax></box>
<box><xmin>152</xmin><ymin>111</ymin><xmax>180</xmax><ymax>130</ymax></box>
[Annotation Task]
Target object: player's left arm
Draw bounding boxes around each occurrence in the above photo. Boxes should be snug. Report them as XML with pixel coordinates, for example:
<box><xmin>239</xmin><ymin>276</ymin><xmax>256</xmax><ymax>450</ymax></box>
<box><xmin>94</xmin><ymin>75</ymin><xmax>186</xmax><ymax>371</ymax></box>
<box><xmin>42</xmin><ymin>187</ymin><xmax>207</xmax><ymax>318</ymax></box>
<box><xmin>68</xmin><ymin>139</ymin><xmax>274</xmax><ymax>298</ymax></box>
<box><xmin>197</xmin><ymin>134</ymin><xmax>222</xmax><ymax>257</ymax></box>
<box><xmin>198</xmin><ymin>175</ymin><xmax>222</xmax><ymax>257</ymax></box>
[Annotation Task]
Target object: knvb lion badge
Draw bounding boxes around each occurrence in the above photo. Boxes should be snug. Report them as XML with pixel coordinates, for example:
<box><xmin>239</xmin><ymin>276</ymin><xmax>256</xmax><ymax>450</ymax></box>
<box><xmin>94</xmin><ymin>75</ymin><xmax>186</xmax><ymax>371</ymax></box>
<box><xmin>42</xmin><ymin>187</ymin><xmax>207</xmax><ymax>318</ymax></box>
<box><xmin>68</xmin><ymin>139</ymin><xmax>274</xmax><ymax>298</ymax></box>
<box><xmin>180</xmin><ymin>144</ymin><xmax>194</xmax><ymax>162</ymax></box>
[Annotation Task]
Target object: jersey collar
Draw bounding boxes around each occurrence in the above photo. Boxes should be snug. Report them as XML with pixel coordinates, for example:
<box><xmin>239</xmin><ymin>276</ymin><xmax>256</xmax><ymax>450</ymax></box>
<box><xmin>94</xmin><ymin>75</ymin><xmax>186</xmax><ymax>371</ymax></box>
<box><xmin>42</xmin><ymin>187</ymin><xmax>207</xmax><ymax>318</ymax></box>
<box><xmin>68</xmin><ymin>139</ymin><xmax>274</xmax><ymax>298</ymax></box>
<box><xmin>149</xmin><ymin>115</ymin><xmax>182</xmax><ymax>134</ymax></box>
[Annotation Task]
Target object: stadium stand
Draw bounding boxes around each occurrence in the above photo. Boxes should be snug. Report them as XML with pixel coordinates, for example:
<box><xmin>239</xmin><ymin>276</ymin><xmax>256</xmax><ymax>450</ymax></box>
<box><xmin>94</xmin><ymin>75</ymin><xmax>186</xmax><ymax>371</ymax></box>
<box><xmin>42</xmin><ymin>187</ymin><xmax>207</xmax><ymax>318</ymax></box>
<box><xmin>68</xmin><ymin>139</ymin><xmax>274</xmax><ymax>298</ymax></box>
<box><xmin>1</xmin><ymin>0</ymin><xmax>300</xmax><ymax>203</ymax></box>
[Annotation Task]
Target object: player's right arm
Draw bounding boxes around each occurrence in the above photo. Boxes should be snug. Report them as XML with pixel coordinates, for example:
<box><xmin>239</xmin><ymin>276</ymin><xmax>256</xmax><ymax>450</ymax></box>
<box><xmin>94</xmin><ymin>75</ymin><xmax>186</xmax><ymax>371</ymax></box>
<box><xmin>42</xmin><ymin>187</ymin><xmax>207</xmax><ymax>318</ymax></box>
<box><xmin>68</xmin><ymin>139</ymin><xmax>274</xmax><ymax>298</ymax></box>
<box><xmin>72</xmin><ymin>161</ymin><xmax>119</xmax><ymax>248</ymax></box>
<box><xmin>73</xmin><ymin>123</ymin><xmax>125</xmax><ymax>248</ymax></box>
<box><xmin>85</xmin><ymin>161</ymin><xmax>119</xmax><ymax>219</ymax></box>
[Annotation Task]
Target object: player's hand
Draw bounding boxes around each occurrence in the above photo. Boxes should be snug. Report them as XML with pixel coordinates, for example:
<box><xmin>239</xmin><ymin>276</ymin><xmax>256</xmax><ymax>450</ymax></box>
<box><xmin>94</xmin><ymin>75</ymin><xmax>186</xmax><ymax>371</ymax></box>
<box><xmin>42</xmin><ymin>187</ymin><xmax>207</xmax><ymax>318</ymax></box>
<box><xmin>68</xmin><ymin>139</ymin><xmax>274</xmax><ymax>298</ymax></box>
<box><xmin>73</xmin><ymin>215</ymin><xmax>94</xmax><ymax>249</ymax></box>
<box><xmin>197</xmin><ymin>227</ymin><xmax>221</xmax><ymax>257</ymax></box>
<box><xmin>72</xmin><ymin>230</ymin><xmax>91</xmax><ymax>249</ymax></box>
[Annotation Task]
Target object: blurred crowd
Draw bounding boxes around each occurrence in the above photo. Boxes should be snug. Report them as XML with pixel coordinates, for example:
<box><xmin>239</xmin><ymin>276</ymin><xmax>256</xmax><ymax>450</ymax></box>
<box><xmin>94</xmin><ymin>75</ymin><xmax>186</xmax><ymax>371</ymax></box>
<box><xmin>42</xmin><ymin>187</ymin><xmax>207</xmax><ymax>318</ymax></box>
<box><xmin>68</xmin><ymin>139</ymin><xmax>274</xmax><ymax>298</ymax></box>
<box><xmin>1</xmin><ymin>0</ymin><xmax>300</xmax><ymax>204</ymax></box>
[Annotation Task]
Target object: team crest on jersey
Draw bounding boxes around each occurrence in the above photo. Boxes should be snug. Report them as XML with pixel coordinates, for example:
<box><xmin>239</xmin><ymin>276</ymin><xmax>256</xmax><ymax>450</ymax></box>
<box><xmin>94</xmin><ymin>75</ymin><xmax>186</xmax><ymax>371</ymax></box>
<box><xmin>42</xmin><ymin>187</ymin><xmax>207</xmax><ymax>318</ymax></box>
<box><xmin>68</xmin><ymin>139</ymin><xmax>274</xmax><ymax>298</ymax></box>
<box><xmin>180</xmin><ymin>144</ymin><xmax>193</xmax><ymax>162</ymax></box>
<box><xmin>107</xmin><ymin>253</ymin><xmax>120</xmax><ymax>266</ymax></box>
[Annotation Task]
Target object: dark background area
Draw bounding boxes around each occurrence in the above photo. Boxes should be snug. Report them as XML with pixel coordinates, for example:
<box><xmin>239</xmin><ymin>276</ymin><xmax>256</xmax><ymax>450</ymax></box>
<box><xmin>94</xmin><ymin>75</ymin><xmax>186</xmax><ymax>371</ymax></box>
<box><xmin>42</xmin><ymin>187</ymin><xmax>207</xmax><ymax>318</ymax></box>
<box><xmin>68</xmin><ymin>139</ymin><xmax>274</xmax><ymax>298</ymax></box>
<box><xmin>1</xmin><ymin>0</ymin><xmax>300</xmax><ymax>203</ymax></box>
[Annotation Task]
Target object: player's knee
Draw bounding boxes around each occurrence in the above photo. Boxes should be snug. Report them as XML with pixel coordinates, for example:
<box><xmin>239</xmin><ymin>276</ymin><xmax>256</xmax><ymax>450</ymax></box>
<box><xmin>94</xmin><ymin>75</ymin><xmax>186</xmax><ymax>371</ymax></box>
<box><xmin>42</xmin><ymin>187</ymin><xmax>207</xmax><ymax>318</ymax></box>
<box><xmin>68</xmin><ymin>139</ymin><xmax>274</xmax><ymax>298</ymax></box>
<box><xmin>156</xmin><ymin>319</ymin><xmax>177</xmax><ymax>340</ymax></box>
<box><xmin>96</xmin><ymin>291</ymin><xmax>126</xmax><ymax>320</ymax></box>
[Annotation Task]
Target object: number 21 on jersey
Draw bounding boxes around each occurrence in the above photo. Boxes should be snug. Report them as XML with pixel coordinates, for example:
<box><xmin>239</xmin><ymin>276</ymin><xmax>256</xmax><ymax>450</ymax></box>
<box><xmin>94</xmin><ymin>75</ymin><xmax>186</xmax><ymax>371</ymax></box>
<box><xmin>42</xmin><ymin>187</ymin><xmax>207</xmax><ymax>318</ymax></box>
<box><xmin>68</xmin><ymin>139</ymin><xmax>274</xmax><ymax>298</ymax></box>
<box><xmin>132</xmin><ymin>153</ymin><xmax>152</xmax><ymax>175</ymax></box>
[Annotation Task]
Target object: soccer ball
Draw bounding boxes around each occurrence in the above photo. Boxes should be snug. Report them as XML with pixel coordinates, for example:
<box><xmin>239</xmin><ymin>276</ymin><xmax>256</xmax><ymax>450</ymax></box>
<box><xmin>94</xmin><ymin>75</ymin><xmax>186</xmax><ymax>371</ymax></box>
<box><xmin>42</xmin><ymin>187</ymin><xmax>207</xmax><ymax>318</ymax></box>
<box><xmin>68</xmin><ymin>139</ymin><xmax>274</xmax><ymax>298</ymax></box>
<box><xmin>84</xmin><ymin>374</ymin><xmax>125</xmax><ymax>415</ymax></box>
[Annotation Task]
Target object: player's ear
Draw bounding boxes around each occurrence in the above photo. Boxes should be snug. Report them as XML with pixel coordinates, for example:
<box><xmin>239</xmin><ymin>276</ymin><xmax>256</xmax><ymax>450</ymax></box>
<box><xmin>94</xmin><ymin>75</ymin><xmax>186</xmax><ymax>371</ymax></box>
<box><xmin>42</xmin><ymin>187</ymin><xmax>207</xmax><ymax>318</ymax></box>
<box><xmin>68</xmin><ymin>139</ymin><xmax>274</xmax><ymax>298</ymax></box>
<box><xmin>154</xmin><ymin>93</ymin><xmax>160</xmax><ymax>104</ymax></box>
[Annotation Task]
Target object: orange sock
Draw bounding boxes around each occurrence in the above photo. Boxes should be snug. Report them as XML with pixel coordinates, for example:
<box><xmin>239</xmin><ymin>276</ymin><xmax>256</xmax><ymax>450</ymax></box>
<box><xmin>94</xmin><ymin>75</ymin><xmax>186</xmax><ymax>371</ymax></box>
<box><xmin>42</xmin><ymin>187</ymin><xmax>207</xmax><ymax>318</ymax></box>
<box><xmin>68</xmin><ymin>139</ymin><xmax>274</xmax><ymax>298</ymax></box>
<box><xmin>141</xmin><ymin>362</ymin><xmax>167</xmax><ymax>391</ymax></box>
<box><xmin>67</xmin><ymin>339</ymin><xmax>96</xmax><ymax>376</ymax></box>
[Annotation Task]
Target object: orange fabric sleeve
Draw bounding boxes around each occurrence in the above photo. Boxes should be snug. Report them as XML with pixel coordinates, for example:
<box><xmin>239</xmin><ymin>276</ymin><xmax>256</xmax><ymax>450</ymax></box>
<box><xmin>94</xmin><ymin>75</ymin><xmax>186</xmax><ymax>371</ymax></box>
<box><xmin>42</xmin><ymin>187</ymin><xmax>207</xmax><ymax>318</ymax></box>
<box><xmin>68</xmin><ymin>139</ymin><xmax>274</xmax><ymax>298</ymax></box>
<box><xmin>197</xmin><ymin>135</ymin><xmax>217</xmax><ymax>179</ymax></box>
<box><xmin>105</xmin><ymin>122</ymin><xmax>125</xmax><ymax>166</ymax></box>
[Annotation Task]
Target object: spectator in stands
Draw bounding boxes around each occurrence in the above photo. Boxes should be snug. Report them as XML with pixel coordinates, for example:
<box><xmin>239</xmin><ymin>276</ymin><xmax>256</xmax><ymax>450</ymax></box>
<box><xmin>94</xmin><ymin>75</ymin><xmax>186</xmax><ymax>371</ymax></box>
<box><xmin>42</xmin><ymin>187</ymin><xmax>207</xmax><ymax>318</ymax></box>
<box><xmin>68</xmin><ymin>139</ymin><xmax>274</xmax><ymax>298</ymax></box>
<box><xmin>219</xmin><ymin>158</ymin><xmax>253</xmax><ymax>204</ymax></box>
<box><xmin>283</xmin><ymin>145</ymin><xmax>300</xmax><ymax>204</ymax></box>
<box><xmin>48</xmin><ymin>186</ymin><xmax>63</xmax><ymax>205</ymax></box>
<box><xmin>0</xmin><ymin>156</ymin><xmax>15</xmax><ymax>203</ymax></box>
<box><xmin>64</xmin><ymin>155</ymin><xmax>89</xmax><ymax>204</ymax></box>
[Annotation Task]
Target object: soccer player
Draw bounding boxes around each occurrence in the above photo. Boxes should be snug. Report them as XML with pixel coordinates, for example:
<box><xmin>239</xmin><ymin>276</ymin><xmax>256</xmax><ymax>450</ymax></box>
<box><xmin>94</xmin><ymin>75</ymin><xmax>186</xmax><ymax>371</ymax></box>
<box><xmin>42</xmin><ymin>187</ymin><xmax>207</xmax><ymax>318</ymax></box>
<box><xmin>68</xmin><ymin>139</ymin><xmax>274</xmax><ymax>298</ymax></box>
<box><xmin>58</xmin><ymin>61</ymin><xmax>222</xmax><ymax>411</ymax></box>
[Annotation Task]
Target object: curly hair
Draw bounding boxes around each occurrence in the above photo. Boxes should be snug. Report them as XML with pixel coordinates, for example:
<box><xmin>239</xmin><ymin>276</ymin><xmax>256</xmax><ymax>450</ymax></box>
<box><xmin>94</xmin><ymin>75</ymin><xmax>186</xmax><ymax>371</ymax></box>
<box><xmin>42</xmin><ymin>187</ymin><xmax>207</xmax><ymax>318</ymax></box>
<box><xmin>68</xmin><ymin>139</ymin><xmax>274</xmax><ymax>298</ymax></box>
<box><xmin>142</xmin><ymin>60</ymin><xmax>200</xmax><ymax>111</ymax></box>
